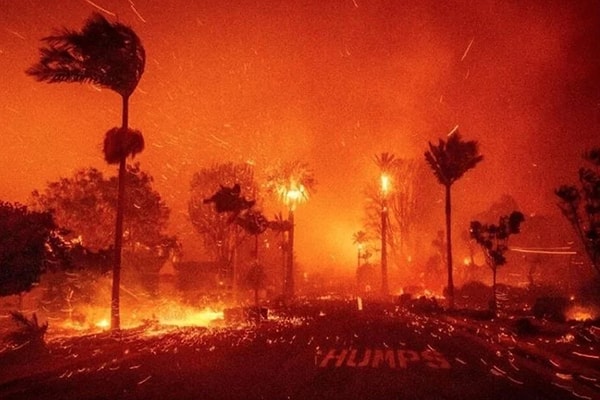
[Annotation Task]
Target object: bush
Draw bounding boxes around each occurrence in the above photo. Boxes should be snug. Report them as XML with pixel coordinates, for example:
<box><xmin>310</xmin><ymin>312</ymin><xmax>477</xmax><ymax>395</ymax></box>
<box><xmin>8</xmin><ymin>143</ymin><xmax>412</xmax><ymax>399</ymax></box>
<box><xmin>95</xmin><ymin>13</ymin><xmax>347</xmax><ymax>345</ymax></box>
<box><xmin>6</xmin><ymin>311</ymin><xmax>48</xmax><ymax>347</ymax></box>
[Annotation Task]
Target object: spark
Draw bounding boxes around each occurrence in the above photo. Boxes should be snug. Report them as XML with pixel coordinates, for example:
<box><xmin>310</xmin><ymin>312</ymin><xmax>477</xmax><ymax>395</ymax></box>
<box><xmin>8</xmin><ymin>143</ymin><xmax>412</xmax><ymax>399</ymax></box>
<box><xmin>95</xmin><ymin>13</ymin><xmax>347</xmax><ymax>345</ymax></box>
<box><xmin>506</xmin><ymin>375</ymin><xmax>524</xmax><ymax>385</ymax></box>
<box><xmin>461</xmin><ymin>38</ymin><xmax>474</xmax><ymax>61</ymax></box>
<box><xmin>351</xmin><ymin>0</ymin><xmax>359</xmax><ymax>8</ymax></box>
<box><xmin>492</xmin><ymin>365</ymin><xmax>507</xmax><ymax>376</ymax></box>
<box><xmin>137</xmin><ymin>375</ymin><xmax>152</xmax><ymax>385</ymax></box>
<box><xmin>510</xmin><ymin>247</ymin><xmax>576</xmax><ymax>255</ymax></box>
<box><xmin>555</xmin><ymin>373</ymin><xmax>573</xmax><ymax>380</ymax></box>
<box><xmin>448</xmin><ymin>125</ymin><xmax>459</xmax><ymax>136</ymax></box>
<box><xmin>4</xmin><ymin>28</ymin><xmax>25</xmax><ymax>40</ymax></box>
<box><xmin>129</xmin><ymin>0</ymin><xmax>147</xmax><ymax>22</ymax></box>
<box><xmin>571</xmin><ymin>391</ymin><xmax>592</xmax><ymax>400</ymax></box>
<box><xmin>83</xmin><ymin>0</ymin><xmax>116</xmax><ymax>16</ymax></box>
<box><xmin>572</xmin><ymin>351</ymin><xmax>599</xmax><ymax>359</ymax></box>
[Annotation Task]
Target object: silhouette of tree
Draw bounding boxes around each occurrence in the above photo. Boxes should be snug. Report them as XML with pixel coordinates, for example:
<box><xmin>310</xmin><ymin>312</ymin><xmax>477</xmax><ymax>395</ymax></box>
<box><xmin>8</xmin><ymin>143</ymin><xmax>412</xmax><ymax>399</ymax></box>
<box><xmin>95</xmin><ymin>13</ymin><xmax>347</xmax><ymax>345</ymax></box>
<box><xmin>425</xmin><ymin>128</ymin><xmax>483</xmax><ymax>308</ymax></box>
<box><xmin>31</xmin><ymin>164</ymin><xmax>170</xmax><ymax>252</ymax></box>
<box><xmin>373</xmin><ymin>153</ymin><xmax>398</xmax><ymax>296</ymax></box>
<box><xmin>352</xmin><ymin>230</ymin><xmax>368</xmax><ymax>269</ymax></box>
<box><xmin>265</xmin><ymin>160</ymin><xmax>315</xmax><ymax>300</ymax></box>
<box><xmin>244</xmin><ymin>262</ymin><xmax>268</xmax><ymax>312</ymax></box>
<box><xmin>556</xmin><ymin>148</ymin><xmax>600</xmax><ymax>275</ymax></box>
<box><xmin>189</xmin><ymin>162</ymin><xmax>258</xmax><ymax>290</ymax></box>
<box><xmin>27</xmin><ymin>13</ymin><xmax>146</xmax><ymax>330</ymax></box>
<box><xmin>0</xmin><ymin>202</ymin><xmax>69</xmax><ymax>297</ymax></box>
<box><xmin>470</xmin><ymin>211</ymin><xmax>524</xmax><ymax>312</ymax></box>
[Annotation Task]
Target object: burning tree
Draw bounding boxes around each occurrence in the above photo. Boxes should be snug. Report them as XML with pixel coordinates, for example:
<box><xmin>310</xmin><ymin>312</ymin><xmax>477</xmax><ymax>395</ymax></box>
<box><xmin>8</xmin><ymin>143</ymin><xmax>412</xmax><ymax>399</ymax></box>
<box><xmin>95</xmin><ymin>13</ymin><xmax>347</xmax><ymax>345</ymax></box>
<box><xmin>0</xmin><ymin>201</ymin><xmax>69</xmax><ymax>298</ymax></box>
<box><xmin>425</xmin><ymin>128</ymin><xmax>483</xmax><ymax>309</ymax></box>
<box><xmin>265</xmin><ymin>160</ymin><xmax>315</xmax><ymax>300</ymax></box>
<box><xmin>189</xmin><ymin>162</ymin><xmax>258</xmax><ymax>292</ymax></box>
<box><xmin>556</xmin><ymin>148</ymin><xmax>600</xmax><ymax>276</ymax></box>
<box><xmin>31</xmin><ymin>165</ymin><xmax>174</xmax><ymax>313</ymax></box>
<box><xmin>469</xmin><ymin>211</ymin><xmax>525</xmax><ymax>312</ymax></box>
<box><xmin>27</xmin><ymin>13</ymin><xmax>146</xmax><ymax>330</ymax></box>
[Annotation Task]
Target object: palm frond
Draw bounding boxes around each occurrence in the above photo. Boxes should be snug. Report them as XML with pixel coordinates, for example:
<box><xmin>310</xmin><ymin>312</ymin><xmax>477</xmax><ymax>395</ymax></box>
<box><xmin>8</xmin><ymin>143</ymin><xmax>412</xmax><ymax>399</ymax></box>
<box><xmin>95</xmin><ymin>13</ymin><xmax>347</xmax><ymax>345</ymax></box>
<box><xmin>103</xmin><ymin>127</ymin><xmax>145</xmax><ymax>164</ymax></box>
<box><xmin>424</xmin><ymin>130</ymin><xmax>483</xmax><ymax>186</ymax></box>
<box><xmin>27</xmin><ymin>12</ymin><xmax>145</xmax><ymax>98</ymax></box>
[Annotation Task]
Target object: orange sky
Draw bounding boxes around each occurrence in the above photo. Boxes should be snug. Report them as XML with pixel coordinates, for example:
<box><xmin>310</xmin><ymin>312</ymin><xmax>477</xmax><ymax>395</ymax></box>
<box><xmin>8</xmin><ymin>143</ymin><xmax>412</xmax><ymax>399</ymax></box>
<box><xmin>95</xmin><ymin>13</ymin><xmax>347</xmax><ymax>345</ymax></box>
<box><xmin>1</xmin><ymin>0</ymin><xmax>599</xmax><ymax>271</ymax></box>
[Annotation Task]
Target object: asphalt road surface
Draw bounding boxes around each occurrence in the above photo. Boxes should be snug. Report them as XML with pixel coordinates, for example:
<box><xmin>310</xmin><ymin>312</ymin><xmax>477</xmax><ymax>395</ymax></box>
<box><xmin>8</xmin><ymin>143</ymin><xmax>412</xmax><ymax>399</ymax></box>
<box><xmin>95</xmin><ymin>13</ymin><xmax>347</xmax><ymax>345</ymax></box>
<box><xmin>1</xmin><ymin>300</ymin><xmax>599</xmax><ymax>400</ymax></box>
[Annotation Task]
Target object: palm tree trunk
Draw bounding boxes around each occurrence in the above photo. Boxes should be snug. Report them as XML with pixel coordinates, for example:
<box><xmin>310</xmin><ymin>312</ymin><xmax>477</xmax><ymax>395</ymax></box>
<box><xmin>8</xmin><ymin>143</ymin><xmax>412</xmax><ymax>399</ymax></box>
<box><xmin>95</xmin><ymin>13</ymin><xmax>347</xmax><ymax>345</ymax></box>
<box><xmin>111</xmin><ymin>95</ymin><xmax>129</xmax><ymax>331</ymax></box>
<box><xmin>445</xmin><ymin>184</ymin><xmax>454</xmax><ymax>309</ymax></box>
<box><xmin>381</xmin><ymin>199</ymin><xmax>389</xmax><ymax>296</ymax></box>
<box><xmin>286</xmin><ymin>210</ymin><xmax>295</xmax><ymax>300</ymax></box>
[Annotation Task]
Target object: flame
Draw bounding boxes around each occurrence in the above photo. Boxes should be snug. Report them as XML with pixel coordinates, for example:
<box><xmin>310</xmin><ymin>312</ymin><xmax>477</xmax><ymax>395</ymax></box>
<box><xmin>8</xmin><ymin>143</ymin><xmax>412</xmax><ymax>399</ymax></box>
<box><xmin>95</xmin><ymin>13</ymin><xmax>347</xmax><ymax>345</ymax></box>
<box><xmin>277</xmin><ymin>179</ymin><xmax>308</xmax><ymax>211</ymax></box>
<box><xmin>565</xmin><ymin>306</ymin><xmax>597</xmax><ymax>322</ymax></box>
<box><xmin>156</xmin><ymin>307</ymin><xmax>224</xmax><ymax>327</ymax></box>
<box><xmin>52</xmin><ymin>301</ymin><xmax>225</xmax><ymax>337</ymax></box>
<box><xmin>95</xmin><ymin>319</ymin><xmax>110</xmax><ymax>329</ymax></box>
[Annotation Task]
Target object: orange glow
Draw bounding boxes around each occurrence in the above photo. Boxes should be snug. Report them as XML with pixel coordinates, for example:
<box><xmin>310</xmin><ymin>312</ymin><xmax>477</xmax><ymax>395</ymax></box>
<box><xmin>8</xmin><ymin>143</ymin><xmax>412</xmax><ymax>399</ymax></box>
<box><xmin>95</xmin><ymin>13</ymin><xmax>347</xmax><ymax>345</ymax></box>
<box><xmin>277</xmin><ymin>180</ymin><xmax>308</xmax><ymax>211</ymax></box>
<box><xmin>95</xmin><ymin>319</ymin><xmax>110</xmax><ymax>330</ymax></box>
<box><xmin>380</xmin><ymin>174</ymin><xmax>391</xmax><ymax>196</ymax></box>
<box><xmin>52</xmin><ymin>300</ymin><xmax>225</xmax><ymax>337</ymax></box>
<box><xmin>565</xmin><ymin>306</ymin><xmax>596</xmax><ymax>322</ymax></box>
<box><xmin>0</xmin><ymin>1</ymin><xmax>599</xmax><ymax>276</ymax></box>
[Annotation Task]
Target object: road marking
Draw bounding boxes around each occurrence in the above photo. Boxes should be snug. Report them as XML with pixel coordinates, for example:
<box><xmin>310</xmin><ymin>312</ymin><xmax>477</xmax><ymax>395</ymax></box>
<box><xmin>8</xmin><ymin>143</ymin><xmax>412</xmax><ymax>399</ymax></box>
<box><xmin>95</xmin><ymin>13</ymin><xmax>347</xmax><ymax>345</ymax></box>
<box><xmin>317</xmin><ymin>348</ymin><xmax>451</xmax><ymax>369</ymax></box>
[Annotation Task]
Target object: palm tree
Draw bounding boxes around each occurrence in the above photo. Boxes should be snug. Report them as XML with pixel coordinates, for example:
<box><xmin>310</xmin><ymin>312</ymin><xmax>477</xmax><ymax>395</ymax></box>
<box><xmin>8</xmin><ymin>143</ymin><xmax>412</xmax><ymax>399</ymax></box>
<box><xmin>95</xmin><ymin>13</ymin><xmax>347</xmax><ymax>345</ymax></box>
<box><xmin>352</xmin><ymin>230</ymin><xmax>368</xmax><ymax>290</ymax></box>
<box><xmin>266</xmin><ymin>160</ymin><xmax>316</xmax><ymax>300</ymax></box>
<box><xmin>424</xmin><ymin>128</ymin><xmax>483</xmax><ymax>309</ymax></box>
<box><xmin>374</xmin><ymin>153</ymin><xmax>397</xmax><ymax>296</ymax></box>
<box><xmin>27</xmin><ymin>13</ymin><xmax>146</xmax><ymax>330</ymax></box>
<box><xmin>352</xmin><ymin>230</ymin><xmax>368</xmax><ymax>269</ymax></box>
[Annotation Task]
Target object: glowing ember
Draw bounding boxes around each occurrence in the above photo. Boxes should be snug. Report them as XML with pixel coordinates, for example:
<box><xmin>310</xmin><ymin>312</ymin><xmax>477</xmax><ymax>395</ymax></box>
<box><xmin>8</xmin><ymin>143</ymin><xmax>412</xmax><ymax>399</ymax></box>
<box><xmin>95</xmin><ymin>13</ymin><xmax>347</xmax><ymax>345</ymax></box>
<box><xmin>565</xmin><ymin>306</ymin><xmax>597</xmax><ymax>322</ymax></box>
<box><xmin>157</xmin><ymin>308</ymin><xmax>224</xmax><ymax>327</ymax></box>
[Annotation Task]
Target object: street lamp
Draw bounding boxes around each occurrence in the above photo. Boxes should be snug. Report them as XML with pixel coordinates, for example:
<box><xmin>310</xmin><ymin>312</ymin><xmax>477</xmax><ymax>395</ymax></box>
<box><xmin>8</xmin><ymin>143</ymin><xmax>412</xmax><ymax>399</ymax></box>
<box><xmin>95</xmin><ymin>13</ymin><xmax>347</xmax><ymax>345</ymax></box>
<box><xmin>380</xmin><ymin>173</ymin><xmax>390</xmax><ymax>296</ymax></box>
<box><xmin>281</xmin><ymin>183</ymin><xmax>307</xmax><ymax>300</ymax></box>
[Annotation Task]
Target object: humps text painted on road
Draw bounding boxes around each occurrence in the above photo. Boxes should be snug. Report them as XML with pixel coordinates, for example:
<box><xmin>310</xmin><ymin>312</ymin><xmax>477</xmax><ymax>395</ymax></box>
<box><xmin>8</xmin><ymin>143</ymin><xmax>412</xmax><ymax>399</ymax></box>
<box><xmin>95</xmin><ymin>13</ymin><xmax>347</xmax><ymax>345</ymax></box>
<box><xmin>317</xmin><ymin>348</ymin><xmax>451</xmax><ymax>369</ymax></box>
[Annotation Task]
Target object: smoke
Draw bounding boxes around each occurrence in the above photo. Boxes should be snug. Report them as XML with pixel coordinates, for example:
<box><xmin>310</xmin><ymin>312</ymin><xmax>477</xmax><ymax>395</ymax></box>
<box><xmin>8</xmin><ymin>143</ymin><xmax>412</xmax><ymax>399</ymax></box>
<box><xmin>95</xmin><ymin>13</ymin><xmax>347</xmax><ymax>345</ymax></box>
<box><xmin>0</xmin><ymin>0</ymin><xmax>598</xmax><ymax>275</ymax></box>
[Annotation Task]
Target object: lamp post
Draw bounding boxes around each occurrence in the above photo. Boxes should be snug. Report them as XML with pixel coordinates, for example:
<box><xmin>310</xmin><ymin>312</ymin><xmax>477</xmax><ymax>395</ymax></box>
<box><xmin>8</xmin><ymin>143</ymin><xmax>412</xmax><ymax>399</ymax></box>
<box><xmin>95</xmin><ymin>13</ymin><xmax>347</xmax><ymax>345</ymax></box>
<box><xmin>284</xmin><ymin>186</ymin><xmax>304</xmax><ymax>300</ymax></box>
<box><xmin>380</xmin><ymin>173</ymin><xmax>390</xmax><ymax>296</ymax></box>
<box><xmin>267</xmin><ymin>161</ymin><xmax>314</xmax><ymax>301</ymax></box>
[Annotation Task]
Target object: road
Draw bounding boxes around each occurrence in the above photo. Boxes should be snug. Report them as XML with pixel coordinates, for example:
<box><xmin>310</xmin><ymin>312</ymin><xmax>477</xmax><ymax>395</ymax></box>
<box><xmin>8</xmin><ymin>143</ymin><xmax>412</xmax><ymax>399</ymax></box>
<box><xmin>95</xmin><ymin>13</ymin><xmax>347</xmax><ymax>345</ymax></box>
<box><xmin>1</xmin><ymin>300</ymin><xmax>599</xmax><ymax>399</ymax></box>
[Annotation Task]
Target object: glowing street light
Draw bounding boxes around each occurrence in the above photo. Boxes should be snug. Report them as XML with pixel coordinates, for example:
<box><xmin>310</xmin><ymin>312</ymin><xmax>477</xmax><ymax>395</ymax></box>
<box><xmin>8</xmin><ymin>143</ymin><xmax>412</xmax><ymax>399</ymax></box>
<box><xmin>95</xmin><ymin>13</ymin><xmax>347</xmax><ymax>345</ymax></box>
<box><xmin>380</xmin><ymin>173</ymin><xmax>390</xmax><ymax>196</ymax></box>
<box><xmin>266</xmin><ymin>161</ymin><xmax>315</xmax><ymax>301</ymax></box>
<box><xmin>374</xmin><ymin>152</ymin><xmax>396</xmax><ymax>298</ymax></box>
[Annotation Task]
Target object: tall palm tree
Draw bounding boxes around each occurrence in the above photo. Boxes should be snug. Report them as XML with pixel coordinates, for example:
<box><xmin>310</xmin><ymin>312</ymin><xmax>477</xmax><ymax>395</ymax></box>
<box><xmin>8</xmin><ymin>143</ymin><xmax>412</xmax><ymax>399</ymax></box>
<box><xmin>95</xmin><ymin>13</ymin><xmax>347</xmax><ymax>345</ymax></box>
<box><xmin>374</xmin><ymin>153</ymin><xmax>397</xmax><ymax>296</ymax></box>
<box><xmin>424</xmin><ymin>128</ymin><xmax>483</xmax><ymax>309</ymax></box>
<box><xmin>266</xmin><ymin>160</ymin><xmax>316</xmax><ymax>300</ymax></box>
<box><xmin>27</xmin><ymin>13</ymin><xmax>146</xmax><ymax>330</ymax></box>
